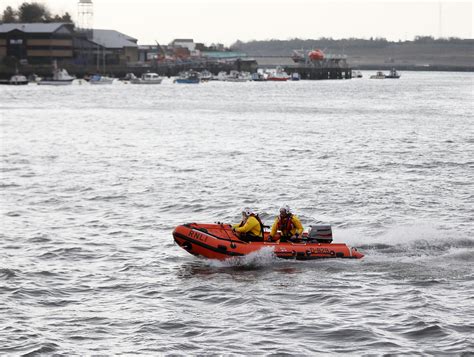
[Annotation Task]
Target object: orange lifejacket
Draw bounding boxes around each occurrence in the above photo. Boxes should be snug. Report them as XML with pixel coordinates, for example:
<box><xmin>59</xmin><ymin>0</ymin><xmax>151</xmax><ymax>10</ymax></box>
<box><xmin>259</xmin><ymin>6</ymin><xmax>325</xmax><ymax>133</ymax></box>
<box><xmin>277</xmin><ymin>214</ymin><xmax>295</xmax><ymax>234</ymax></box>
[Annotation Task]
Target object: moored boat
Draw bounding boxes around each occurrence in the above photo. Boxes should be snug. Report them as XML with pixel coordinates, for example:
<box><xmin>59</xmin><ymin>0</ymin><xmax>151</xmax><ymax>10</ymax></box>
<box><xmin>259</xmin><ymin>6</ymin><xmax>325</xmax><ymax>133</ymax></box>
<box><xmin>89</xmin><ymin>74</ymin><xmax>115</xmax><ymax>85</ymax></box>
<box><xmin>251</xmin><ymin>72</ymin><xmax>267</xmax><ymax>81</ymax></box>
<box><xmin>0</xmin><ymin>74</ymin><xmax>28</xmax><ymax>85</ymax></box>
<box><xmin>267</xmin><ymin>66</ymin><xmax>290</xmax><ymax>81</ymax></box>
<box><xmin>38</xmin><ymin>68</ymin><xmax>75</xmax><ymax>85</ymax></box>
<box><xmin>225</xmin><ymin>70</ymin><xmax>251</xmax><ymax>82</ymax></box>
<box><xmin>175</xmin><ymin>70</ymin><xmax>200</xmax><ymax>84</ymax></box>
<box><xmin>131</xmin><ymin>72</ymin><xmax>163</xmax><ymax>84</ymax></box>
<box><xmin>199</xmin><ymin>70</ymin><xmax>213</xmax><ymax>82</ymax></box>
<box><xmin>173</xmin><ymin>223</ymin><xmax>364</xmax><ymax>261</ymax></box>
<box><xmin>386</xmin><ymin>68</ymin><xmax>401</xmax><ymax>79</ymax></box>
<box><xmin>370</xmin><ymin>71</ymin><xmax>386</xmax><ymax>79</ymax></box>
<box><xmin>352</xmin><ymin>70</ymin><xmax>363</xmax><ymax>78</ymax></box>
<box><xmin>214</xmin><ymin>71</ymin><xmax>228</xmax><ymax>81</ymax></box>
<box><xmin>122</xmin><ymin>72</ymin><xmax>137</xmax><ymax>82</ymax></box>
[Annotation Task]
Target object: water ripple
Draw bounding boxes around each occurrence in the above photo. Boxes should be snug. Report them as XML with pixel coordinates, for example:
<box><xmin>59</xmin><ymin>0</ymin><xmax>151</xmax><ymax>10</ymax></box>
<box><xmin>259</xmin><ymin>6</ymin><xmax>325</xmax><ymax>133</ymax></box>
<box><xmin>0</xmin><ymin>73</ymin><xmax>472</xmax><ymax>355</ymax></box>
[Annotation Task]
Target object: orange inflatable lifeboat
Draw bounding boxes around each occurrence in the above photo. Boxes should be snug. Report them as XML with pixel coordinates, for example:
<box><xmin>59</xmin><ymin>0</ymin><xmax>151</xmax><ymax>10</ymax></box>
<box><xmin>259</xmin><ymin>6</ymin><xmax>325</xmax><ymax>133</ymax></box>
<box><xmin>173</xmin><ymin>223</ymin><xmax>364</xmax><ymax>261</ymax></box>
<box><xmin>308</xmin><ymin>49</ymin><xmax>325</xmax><ymax>61</ymax></box>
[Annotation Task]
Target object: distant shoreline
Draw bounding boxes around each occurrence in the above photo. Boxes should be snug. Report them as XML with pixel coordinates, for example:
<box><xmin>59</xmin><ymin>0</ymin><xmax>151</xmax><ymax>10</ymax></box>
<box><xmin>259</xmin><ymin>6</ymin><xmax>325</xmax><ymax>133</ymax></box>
<box><xmin>234</xmin><ymin>38</ymin><xmax>474</xmax><ymax>72</ymax></box>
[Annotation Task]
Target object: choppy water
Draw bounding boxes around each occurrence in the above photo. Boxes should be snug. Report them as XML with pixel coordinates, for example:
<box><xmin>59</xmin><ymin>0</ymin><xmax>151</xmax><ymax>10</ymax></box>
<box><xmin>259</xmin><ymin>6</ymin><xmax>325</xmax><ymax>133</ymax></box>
<box><xmin>1</xmin><ymin>72</ymin><xmax>473</xmax><ymax>355</ymax></box>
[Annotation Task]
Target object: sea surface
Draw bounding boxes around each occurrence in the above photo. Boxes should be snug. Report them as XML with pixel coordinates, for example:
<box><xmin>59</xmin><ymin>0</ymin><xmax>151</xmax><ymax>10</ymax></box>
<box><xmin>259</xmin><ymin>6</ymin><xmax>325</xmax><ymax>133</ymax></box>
<box><xmin>1</xmin><ymin>72</ymin><xmax>473</xmax><ymax>355</ymax></box>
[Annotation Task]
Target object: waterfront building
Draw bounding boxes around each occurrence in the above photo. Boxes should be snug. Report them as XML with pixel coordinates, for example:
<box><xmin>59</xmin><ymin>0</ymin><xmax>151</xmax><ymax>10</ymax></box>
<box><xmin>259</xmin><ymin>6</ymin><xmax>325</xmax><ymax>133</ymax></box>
<box><xmin>91</xmin><ymin>29</ymin><xmax>138</xmax><ymax>65</ymax></box>
<box><xmin>0</xmin><ymin>23</ymin><xmax>138</xmax><ymax>67</ymax></box>
<box><xmin>0</xmin><ymin>23</ymin><xmax>74</xmax><ymax>64</ymax></box>
<box><xmin>170</xmin><ymin>39</ymin><xmax>195</xmax><ymax>52</ymax></box>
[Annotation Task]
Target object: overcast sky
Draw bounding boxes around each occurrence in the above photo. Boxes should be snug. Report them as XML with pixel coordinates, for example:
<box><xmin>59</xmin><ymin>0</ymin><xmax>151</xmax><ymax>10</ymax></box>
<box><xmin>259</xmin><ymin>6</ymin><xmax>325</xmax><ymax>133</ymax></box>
<box><xmin>2</xmin><ymin>0</ymin><xmax>473</xmax><ymax>45</ymax></box>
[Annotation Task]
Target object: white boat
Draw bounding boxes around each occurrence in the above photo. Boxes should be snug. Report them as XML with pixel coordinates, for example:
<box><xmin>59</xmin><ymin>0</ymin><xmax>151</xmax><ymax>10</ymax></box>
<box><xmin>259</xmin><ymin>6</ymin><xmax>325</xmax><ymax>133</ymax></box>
<box><xmin>123</xmin><ymin>73</ymin><xmax>137</xmax><ymax>81</ymax></box>
<box><xmin>370</xmin><ymin>71</ymin><xmax>385</xmax><ymax>79</ymax></box>
<box><xmin>89</xmin><ymin>74</ymin><xmax>115</xmax><ymax>85</ymax></box>
<box><xmin>251</xmin><ymin>72</ymin><xmax>267</xmax><ymax>81</ymax></box>
<box><xmin>199</xmin><ymin>70</ymin><xmax>213</xmax><ymax>82</ymax></box>
<box><xmin>352</xmin><ymin>70</ymin><xmax>363</xmax><ymax>78</ymax></box>
<box><xmin>38</xmin><ymin>68</ymin><xmax>75</xmax><ymax>85</ymax></box>
<box><xmin>225</xmin><ymin>70</ymin><xmax>251</xmax><ymax>82</ymax></box>
<box><xmin>214</xmin><ymin>71</ymin><xmax>228</xmax><ymax>81</ymax></box>
<box><xmin>131</xmin><ymin>72</ymin><xmax>162</xmax><ymax>84</ymax></box>
<box><xmin>0</xmin><ymin>74</ymin><xmax>28</xmax><ymax>85</ymax></box>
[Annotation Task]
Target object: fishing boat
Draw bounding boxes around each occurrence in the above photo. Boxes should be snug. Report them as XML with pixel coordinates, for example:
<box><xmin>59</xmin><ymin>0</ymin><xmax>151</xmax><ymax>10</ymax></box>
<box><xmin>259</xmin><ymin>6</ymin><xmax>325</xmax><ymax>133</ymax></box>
<box><xmin>173</xmin><ymin>223</ymin><xmax>364</xmax><ymax>261</ymax></box>
<box><xmin>131</xmin><ymin>72</ymin><xmax>163</xmax><ymax>84</ymax></box>
<box><xmin>370</xmin><ymin>71</ymin><xmax>385</xmax><ymax>79</ymax></box>
<box><xmin>385</xmin><ymin>68</ymin><xmax>401</xmax><ymax>79</ymax></box>
<box><xmin>175</xmin><ymin>70</ymin><xmax>200</xmax><ymax>84</ymax></box>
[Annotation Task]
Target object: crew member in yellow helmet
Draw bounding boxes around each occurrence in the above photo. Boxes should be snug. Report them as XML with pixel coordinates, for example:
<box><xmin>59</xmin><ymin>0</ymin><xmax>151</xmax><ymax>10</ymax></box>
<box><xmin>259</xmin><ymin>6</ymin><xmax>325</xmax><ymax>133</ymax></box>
<box><xmin>268</xmin><ymin>205</ymin><xmax>303</xmax><ymax>242</ymax></box>
<box><xmin>232</xmin><ymin>208</ymin><xmax>264</xmax><ymax>242</ymax></box>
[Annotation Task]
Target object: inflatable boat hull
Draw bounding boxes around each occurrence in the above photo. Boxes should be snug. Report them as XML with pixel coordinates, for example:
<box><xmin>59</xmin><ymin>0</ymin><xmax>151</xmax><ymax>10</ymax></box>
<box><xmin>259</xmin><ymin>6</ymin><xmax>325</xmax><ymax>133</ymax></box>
<box><xmin>173</xmin><ymin>223</ymin><xmax>364</xmax><ymax>260</ymax></box>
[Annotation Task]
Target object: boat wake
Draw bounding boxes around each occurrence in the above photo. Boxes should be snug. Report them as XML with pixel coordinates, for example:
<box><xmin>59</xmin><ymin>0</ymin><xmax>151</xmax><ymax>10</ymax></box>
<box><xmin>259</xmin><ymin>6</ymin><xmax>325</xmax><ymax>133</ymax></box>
<box><xmin>205</xmin><ymin>246</ymin><xmax>279</xmax><ymax>268</ymax></box>
<box><xmin>336</xmin><ymin>222</ymin><xmax>473</xmax><ymax>260</ymax></box>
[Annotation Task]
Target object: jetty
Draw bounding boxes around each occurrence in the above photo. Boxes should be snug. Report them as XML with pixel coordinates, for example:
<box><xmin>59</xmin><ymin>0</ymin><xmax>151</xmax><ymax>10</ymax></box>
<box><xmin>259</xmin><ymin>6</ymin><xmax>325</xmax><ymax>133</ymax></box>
<box><xmin>284</xmin><ymin>65</ymin><xmax>352</xmax><ymax>80</ymax></box>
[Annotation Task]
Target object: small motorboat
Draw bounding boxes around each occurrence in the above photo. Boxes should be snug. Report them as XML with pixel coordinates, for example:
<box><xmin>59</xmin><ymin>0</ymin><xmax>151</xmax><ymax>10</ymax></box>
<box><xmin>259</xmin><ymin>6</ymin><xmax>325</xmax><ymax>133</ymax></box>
<box><xmin>267</xmin><ymin>66</ymin><xmax>290</xmax><ymax>81</ymax></box>
<box><xmin>370</xmin><ymin>71</ymin><xmax>385</xmax><ymax>79</ymax></box>
<box><xmin>131</xmin><ymin>72</ymin><xmax>163</xmax><ymax>84</ymax></box>
<box><xmin>225</xmin><ymin>70</ymin><xmax>251</xmax><ymax>82</ymax></box>
<box><xmin>386</xmin><ymin>68</ymin><xmax>401</xmax><ymax>79</ymax></box>
<box><xmin>122</xmin><ymin>73</ymin><xmax>137</xmax><ymax>82</ymax></box>
<box><xmin>199</xmin><ymin>70</ymin><xmax>213</xmax><ymax>82</ymax></box>
<box><xmin>89</xmin><ymin>74</ymin><xmax>115</xmax><ymax>85</ymax></box>
<box><xmin>173</xmin><ymin>223</ymin><xmax>364</xmax><ymax>261</ymax></box>
<box><xmin>251</xmin><ymin>72</ymin><xmax>267</xmax><ymax>81</ymax></box>
<box><xmin>38</xmin><ymin>68</ymin><xmax>75</xmax><ymax>85</ymax></box>
<box><xmin>174</xmin><ymin>70</ymin><xmax>200</xmax><ymax>84</ymax></box>
<box><xmin>38</xmin><ymin>61</ymin><xmax>75</xmax><ymax>85</ymax></box>
<box><xmin>213</xmin><ymin>71</ymin><xmax>228</xmax><ymax>81</ymax></box>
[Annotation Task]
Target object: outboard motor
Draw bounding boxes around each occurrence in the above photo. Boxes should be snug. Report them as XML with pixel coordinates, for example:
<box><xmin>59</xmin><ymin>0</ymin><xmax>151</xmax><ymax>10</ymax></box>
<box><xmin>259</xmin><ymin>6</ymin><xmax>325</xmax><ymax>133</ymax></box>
<box><xmin>308</xmin><ymin>225</ymin><xmax>333</xmax><ymax>243</ymax></box>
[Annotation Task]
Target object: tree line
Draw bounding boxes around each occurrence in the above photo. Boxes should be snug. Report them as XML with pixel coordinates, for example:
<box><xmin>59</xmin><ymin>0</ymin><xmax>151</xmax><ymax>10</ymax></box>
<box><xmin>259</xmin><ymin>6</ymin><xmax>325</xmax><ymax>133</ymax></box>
<box><xmin>1</xmin><ymin>2</ymin><xmax>73</xmax><ymax>23</ymax></box>
<box><xmin>231</xmin><ymin>36</ymin><xmax>472</xmax><ymax>56</ymax></box>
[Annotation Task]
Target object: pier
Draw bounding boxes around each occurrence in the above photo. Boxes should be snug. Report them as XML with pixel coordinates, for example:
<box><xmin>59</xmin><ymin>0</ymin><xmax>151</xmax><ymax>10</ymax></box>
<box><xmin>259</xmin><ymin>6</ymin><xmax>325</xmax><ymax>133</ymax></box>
<box><xmin>256</xmin><ymin>54</ymin><xmax>352</xmax><ymax>80</ymax></box>
<box><xmin>284</xmin><ymin>65</ymin><xmax>352</xmax><ymax>80</ymax></box>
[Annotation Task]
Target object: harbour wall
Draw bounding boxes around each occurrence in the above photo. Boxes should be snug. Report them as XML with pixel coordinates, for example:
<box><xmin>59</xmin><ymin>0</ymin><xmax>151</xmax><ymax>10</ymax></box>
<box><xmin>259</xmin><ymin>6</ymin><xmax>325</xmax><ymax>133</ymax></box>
<box><xmin>0</xmin><ymin>60</ymin><xmax>258</xmax><ymax>79</ymax></box>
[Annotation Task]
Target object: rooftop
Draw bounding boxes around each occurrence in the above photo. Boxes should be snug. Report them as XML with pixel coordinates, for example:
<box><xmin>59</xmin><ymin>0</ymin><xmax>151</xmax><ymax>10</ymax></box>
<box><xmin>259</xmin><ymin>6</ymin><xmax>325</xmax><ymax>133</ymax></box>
<box><xmin>0</xmin><ymin>23</ymin><xmax>72</xmax><ymax>34</ymax></box>
<box><xmin>171</xmin><ymin>39</ymin><xmax>194</xmax><ymax>43</ymax></box>
<box><xmin>92</xmin><ymin>29</ymin><xmax>138</xmax><ymax>49</ymax></box>
<box><xmin>202</xmin><ymin>51</ymin><xmax>247</xmax><ymax>59</ymax></box>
